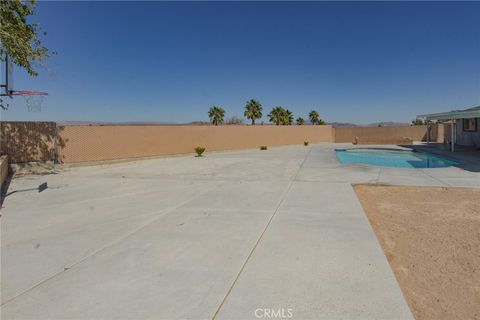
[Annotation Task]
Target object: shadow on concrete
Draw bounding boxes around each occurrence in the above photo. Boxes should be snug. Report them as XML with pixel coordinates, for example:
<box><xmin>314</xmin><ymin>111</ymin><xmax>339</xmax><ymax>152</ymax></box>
<box><xmin>0</xmin><ymin>169</ymin><xmax>13</xmax><ymax>208</ymax></box>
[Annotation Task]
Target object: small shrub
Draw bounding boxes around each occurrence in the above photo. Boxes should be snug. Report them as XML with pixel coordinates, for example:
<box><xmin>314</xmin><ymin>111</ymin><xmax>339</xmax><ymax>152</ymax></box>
<box><xmin>194</xmin><ymin>146</ymin><xmax>206</xmax><ymax>157</ymax></box>
<box><xmin>260</xmin><ymin>145</ymin><xmax>268</xmax><ymax>150</ymax></box>
<box><xmin>304</xmin><ymin>141</ymin><xmax>309</xmax><ymax>146</ymax></box>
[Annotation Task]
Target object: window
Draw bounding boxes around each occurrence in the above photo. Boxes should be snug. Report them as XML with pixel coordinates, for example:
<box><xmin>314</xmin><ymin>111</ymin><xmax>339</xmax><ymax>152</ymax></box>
<box><xmin>463</xmin><ymin>118</ymin><xmax>477</xmax><ymax>132</ymax></box>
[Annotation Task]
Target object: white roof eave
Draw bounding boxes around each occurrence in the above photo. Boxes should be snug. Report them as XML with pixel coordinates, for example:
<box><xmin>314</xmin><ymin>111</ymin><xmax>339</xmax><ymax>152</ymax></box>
<box><xmin>418</xmin><ymin>110</ymin><xmax>480</xmax><ymax>121</ymax></box>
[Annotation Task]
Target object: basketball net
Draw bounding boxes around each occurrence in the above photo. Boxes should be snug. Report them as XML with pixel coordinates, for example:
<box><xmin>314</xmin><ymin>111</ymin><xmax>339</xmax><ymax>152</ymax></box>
<box><xmin>23</xmin><ymin>94</ymin><xmax>45</xmax><ymax>112</ymax></box>
<box><xmin>8</xmin><ymin>91</ymin><xmax>48</xmax><ymax>112</ymax></box>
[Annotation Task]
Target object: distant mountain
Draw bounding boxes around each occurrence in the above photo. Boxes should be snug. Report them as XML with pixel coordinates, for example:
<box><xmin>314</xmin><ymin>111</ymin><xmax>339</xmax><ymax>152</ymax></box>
<box><xmin>57</xmin><ymin>120</ymin><xmax>411</xmax><ymax>127</ymax></box>
<box><xmin>186</xmin><ymin>121</ymin><xmax>210</xmax><ymax>125</ymax></box>
<box><xmin>367</xmin><ymin>122</ymin><xmax>410</xmax><ymax>127</ymax></box>
<box><xmin>58</xmin><ymin>121</ymin><xmax>190</xmax><ymax>126</ymax></box>
<box><xmin>57</xmin><ymin>121</ymin><xmax>101</xmax><ymax>125</ymax></box>
<box><xmin>330</xmin><ymin>122</ymin><xmax>359</xmax><ymax>127</ymax></box>
<box><xmin>329</xmin><ymin>121</ymin><xmax>410</xmax><ymax>127</ymax></box>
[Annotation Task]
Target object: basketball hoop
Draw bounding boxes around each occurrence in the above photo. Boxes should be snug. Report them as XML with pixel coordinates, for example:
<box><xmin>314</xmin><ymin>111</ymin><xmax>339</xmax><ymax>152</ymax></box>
<box><xmin>1</xmin><ymin>54</ymin><xmax>48</xmax><ymax>111</ymax></box>
<box><xmin>11</xmin><ymin>90</ymin><xmax>48</xmax><ymax>112</ymax></box>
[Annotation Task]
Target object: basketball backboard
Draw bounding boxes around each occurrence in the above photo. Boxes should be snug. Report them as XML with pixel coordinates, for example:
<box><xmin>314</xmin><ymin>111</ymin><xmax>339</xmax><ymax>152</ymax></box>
<box><xmin>1</xmin><ymin>53</ymin><xmax>48</xmax><ymax>111</ymax></box>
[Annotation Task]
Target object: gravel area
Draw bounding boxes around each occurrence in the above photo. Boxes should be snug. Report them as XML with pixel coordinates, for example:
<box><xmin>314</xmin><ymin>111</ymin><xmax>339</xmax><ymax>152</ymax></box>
<box><xmin>354</xmin><ymin>184</ymin><xmax>480</xmax><ymax>320</ymax></box>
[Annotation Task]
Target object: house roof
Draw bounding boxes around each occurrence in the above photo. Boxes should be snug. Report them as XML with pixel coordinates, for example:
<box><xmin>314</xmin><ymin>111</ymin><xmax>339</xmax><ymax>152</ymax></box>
<box><xmin>418</xmin><ymin>105</ymin><xmax>480</xmax><ymax>121</ymax></box>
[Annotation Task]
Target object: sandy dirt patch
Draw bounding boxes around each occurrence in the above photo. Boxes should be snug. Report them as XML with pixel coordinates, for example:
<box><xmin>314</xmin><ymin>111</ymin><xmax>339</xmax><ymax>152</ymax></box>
<box><xmin>353</xmin><ymin>184</ymin><xmax>480</xmax><ymax>320</ymax></box>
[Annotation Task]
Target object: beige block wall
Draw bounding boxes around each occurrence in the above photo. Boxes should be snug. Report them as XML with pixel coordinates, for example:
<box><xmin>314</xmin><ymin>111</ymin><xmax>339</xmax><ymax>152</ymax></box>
<box><xmin>334</xmin><ymin>125</ymin><xmax>439</xmax><ymax>143</ymax></box>
<box><xmin>1</xmin><ymin>122</ymin><xmax>445</xmax><ymax>165</ymax></box>
<box><xmin>58</xmin><ymin>125</ymin><xmax>333</xmax><ymax>163</ymax></box>
<box><xmin>0</xmin><ymin>121</ymin><xmax>56</xmax><ymax>163</ymax></box>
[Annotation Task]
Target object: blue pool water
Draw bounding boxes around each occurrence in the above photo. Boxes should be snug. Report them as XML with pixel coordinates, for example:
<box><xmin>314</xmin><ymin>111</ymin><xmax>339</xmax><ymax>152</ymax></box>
<box><xmin>335</xmin><ymin>148</ymin><xmax>457</xmax><ymax>168</ymax></box>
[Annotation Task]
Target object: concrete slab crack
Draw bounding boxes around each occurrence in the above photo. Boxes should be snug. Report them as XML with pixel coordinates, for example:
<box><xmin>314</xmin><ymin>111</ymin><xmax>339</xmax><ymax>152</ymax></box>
<box><xmin>212</xmin><ymin>148</ymin><xmax>313</xmax><ymax>319</ymax></box>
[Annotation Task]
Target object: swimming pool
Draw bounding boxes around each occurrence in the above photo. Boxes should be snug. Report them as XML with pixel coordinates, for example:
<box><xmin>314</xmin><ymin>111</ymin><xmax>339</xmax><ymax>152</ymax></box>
<box><xmin>335</xmin><ymin>148</ymin><xmax>457</xmax><ymax>168</ymax></box>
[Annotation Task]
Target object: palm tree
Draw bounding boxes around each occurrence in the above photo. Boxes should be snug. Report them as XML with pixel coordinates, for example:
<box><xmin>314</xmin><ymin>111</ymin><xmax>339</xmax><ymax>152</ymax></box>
<box><xmin>268</xmin><ymin>106</ymin><xmax>285</xmax><ymax>125</ymax></box>
<box><xmin>317</xmin><ymin>118</ymin><xmax>326</xmax><ymax>125</ymax></box>
<box><xmin>284</xmin><ymin>109</ymin><xmax>294</xmax><ymax>125</ymax></box>
<box><xmin>296</xmin><ymin>117</ymin><xmax>305</xmax><ymax>125</ymax></box>
<box><xmin>244</xmin><ymin>99</ymin><xmax>263</xmax><ymax>125</ymax></box>
<box><xmin>269</xmin><ymin>107</ymin><xmax>294</xmax><ymax>125</ymax></box>
<box><xmin>208</xmin><ymin>106</ymin><xmax>225</xmax><ymax>125</ymax></box>
<box><xmin>309</xmin><ymin>110</ymin><xmax>319</xmax><ymax>125</ymax></box>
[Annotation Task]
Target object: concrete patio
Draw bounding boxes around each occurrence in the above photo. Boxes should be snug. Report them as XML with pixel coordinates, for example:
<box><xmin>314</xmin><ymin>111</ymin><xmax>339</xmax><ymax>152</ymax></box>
<box><xmin>1</xmin><ymin>143</ymin><xmax>479</xmax><ymax>319</ymax></box>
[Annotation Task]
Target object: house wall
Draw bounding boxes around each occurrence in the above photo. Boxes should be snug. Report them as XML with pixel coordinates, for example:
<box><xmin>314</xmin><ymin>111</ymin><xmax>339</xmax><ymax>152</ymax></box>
<box><xmin>456</xmin><ymin>118</ymin><xmax>480</xmax><ymax>148</ymax></box>
<box><xmin>443</xmin><ymin>123</ymin><xmax>452</xmax><ymax>143</ymax></box>
<box><xmin>436</xmin><ymin>124</ymin><xmax>445</xmax><ymax>143</ymax></box>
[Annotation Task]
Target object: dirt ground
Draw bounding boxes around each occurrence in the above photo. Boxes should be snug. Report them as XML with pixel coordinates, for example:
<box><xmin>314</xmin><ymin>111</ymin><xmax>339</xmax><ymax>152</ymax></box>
<box><xmin>354</xmin><ymin>184</ymin><xmax>480</xmax><ymax>320</ymax></box>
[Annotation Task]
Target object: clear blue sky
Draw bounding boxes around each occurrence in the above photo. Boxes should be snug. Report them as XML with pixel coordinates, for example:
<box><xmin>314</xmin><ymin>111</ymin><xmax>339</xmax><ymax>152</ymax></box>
<box><xmin>2</xmin><ymin>1</ymin><xmax>480</xmax><ymax>124</ymax></box>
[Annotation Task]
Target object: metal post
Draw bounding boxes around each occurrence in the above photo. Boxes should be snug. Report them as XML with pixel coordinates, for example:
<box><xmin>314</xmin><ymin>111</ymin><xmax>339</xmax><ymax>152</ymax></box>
<box><xmin>451</xmin><ymin>120</ymin><xmax>455</xmax><ymax>152</ymax></box>
<box><xmin>453</xmin><ymin>119</ymin><xmax>456</xmax><ymax>151</ymax></box>
<box><xmin>427</xmin><ymin>123</ymin><xmax>430</xmax><ymax>144</ymax></box>
<box><xmin>54</xmin><ymin>122</ymin><xmax>58</xmax><ymax>164</ymax></box>
<box><xmin>5</xmin><ymin>54</ymin><xmax>10</xmax><ymax>94</ymax></box>
<box><xmin>3</xmin><ymin>53</ymin><xmax>12</xmax><ymax>95</ymax></box>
